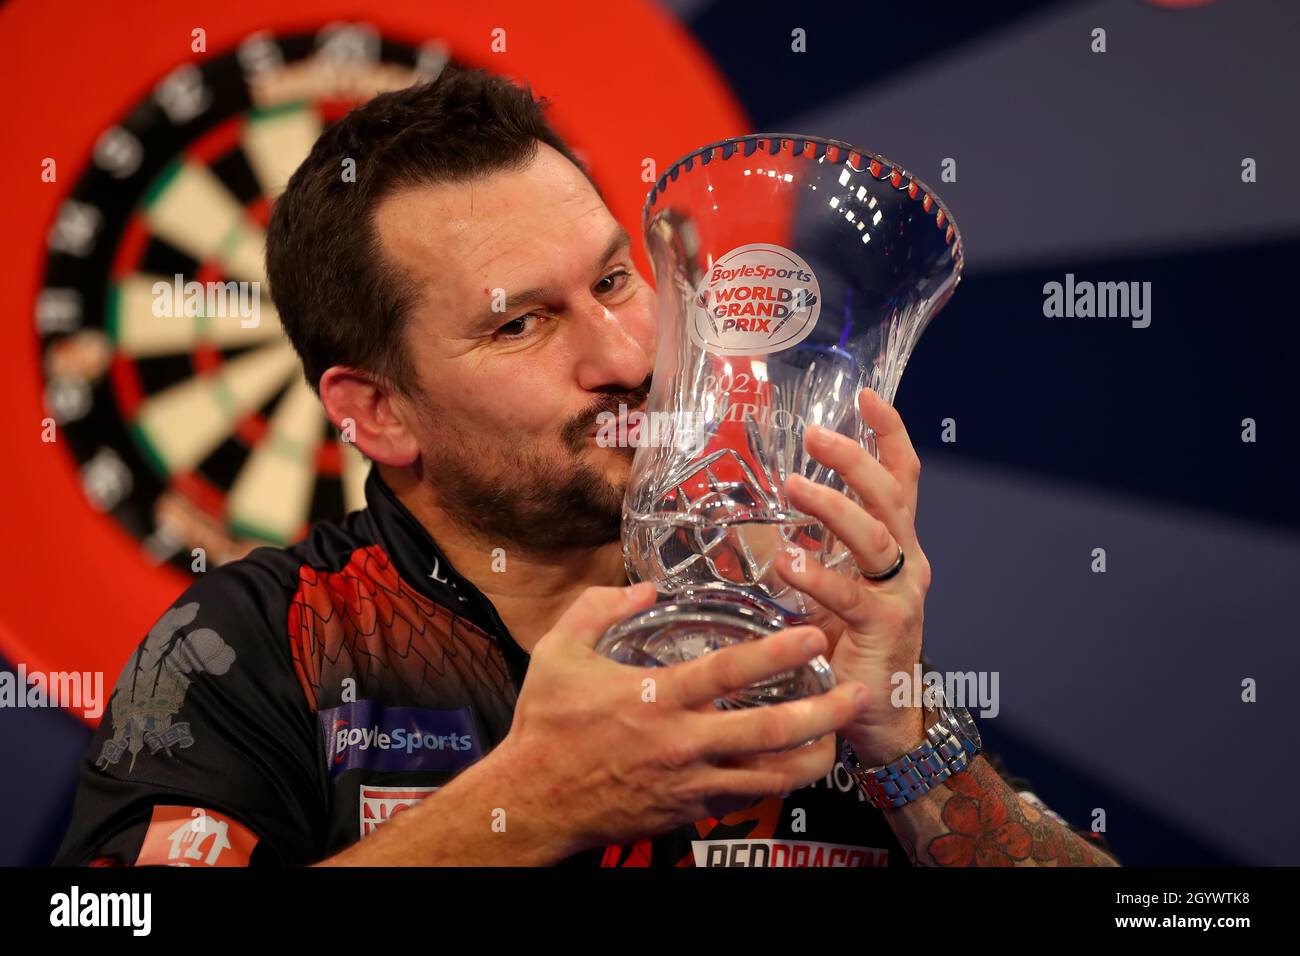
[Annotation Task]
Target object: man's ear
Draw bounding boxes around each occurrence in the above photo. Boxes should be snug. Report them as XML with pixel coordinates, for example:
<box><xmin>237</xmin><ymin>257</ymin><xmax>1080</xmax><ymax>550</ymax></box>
<box><xmin>318</xmin><ymin>366</ymin><xmax>420</xmax><ymax>467</ymax></box>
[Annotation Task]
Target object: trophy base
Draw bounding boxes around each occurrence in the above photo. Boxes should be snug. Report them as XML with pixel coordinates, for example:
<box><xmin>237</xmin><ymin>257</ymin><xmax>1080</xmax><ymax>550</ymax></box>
<box><xmin>594</xmin><ymin>584</ymin><xmax>835</xmax><ymax>708</ymax></box>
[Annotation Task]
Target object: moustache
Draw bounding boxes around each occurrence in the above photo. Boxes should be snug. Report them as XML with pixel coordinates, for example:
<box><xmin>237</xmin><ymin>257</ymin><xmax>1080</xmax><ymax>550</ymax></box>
<box><xmin>564</xmin><ymin>390</ymin><xmax>651</xmax><ymax>447</ymax></box>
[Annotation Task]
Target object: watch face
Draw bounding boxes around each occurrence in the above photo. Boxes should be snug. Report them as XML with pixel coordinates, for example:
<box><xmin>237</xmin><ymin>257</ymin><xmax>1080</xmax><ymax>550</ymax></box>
<box><xmin>946</xmin><ymin>705</ymin><xmax>982</xmax><ymax>753</ymax></box>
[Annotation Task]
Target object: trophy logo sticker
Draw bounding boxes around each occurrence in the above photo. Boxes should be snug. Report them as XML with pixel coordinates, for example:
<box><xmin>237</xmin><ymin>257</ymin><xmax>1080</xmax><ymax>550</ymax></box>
<box><xmin>690</xmin><ymin>243</ymin><xmax>821</xmax><ymax>356</ymax></box>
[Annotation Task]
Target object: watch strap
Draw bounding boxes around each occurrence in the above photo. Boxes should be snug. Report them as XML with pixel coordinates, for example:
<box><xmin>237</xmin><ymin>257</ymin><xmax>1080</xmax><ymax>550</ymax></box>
<box><xmin>842</xmin><ymin>705</ymin><xmax>981</xmax><ymax>810</ymax></box>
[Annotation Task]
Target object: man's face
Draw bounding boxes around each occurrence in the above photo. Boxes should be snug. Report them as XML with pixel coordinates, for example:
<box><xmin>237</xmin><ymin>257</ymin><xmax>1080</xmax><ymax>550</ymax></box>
<box><xmin>374</xmin><ymin>143</ymin><xmax>655</xmax><ymax>552</ymax></box>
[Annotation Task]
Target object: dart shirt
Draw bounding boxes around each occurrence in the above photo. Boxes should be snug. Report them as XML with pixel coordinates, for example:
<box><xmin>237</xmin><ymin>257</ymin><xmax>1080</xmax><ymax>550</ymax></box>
<box><xmin>54</xmin><ymin>467</ymin><xmax>1107</xmax><ymax>867</ymax></box>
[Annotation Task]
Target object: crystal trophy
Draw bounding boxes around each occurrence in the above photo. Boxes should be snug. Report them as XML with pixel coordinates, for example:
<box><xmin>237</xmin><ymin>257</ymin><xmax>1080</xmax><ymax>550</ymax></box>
<box><xmin>596</xmin><ymin>133</ymin><xmax>963</xmax><ymax>708</ymax></box>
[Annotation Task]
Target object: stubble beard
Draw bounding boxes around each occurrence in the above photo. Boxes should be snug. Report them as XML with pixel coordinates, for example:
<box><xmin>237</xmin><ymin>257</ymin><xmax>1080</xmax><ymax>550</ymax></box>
<box><xmin>420</xmin><ymin>419</ymin><xmax>636</xmax><ymax>554</ymax></box>
<box><xmin>413</xmin><ymin>378</ymin><xmax>649</xmax><ymax>553</ymax></box>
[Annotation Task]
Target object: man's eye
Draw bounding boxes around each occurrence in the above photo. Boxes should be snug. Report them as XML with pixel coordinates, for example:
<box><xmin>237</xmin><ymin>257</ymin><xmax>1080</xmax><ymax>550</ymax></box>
<box><xmin>493</xmin><ymin>272</ymin><xmax>629</xmax><ymax>340</ymax></box>
<box><xmin>595</xmin><ymin>269</ymin><xmax>631</xmax><ymax>295</ymax></box>
<box><xmin>496</xmin><ymin>314</ymin><xmax>542</xmax><ymax>339</ymax></box>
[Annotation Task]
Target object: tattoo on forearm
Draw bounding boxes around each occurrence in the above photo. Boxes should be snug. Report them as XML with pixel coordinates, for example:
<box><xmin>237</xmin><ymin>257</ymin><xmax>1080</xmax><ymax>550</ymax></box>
<box><xmin>921</xmin><ymin>756</ymin><xmax>1117</xmax><ymax>867</ymax></box>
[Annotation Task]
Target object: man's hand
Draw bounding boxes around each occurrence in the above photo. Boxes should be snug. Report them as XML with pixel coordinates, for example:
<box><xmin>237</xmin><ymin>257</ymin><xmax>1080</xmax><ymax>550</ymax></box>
<box><xmin>774</xmin><ymin>387</ymin><xmax>930</xmax><ymax>766</ymax></box>
<box><xmin>492</xmin><ymin>583</ymin><xmax>870</xmax><ymax>859</ymax></box>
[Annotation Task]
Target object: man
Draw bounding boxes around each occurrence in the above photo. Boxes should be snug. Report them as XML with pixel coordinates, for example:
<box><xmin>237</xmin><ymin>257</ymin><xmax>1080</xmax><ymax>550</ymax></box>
<box><xmin>56</xmin><ymin>65</ymin><xmax>1116</xmax><ymax>868</ymax></box>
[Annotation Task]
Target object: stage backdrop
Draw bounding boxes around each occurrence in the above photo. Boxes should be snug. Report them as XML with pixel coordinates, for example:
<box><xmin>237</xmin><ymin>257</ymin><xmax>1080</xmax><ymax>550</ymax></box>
<box><xmin>1</xmin><ymin>0</ymin><xmax>1296</xmax><ymax>866</ymax></box>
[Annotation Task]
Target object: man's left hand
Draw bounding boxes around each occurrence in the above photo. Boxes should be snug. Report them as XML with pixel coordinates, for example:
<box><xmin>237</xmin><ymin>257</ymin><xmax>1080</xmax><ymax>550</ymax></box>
<box><xmin>774</xmin><ymin>387</ymin><xmax>930</xmax><ymax>766</ymax></box>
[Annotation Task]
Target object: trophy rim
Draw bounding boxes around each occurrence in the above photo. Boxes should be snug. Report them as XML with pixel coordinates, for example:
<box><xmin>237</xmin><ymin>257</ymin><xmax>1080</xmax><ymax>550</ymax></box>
<box><xmin>643</xmin><ymin>131</ymin><xmax>963</xmax><ymax>271</ymax></box>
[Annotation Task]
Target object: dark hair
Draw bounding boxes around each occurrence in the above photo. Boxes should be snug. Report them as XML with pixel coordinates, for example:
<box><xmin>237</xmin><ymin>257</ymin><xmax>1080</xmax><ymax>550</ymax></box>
<box><xmin>265</xmin><ymin>64</ymin><xmax>594</xmax><ymax>395</ymax></box>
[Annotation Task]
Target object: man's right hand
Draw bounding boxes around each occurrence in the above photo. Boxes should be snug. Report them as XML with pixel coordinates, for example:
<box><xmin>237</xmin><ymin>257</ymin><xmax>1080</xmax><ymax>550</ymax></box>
<box><xmin>488</xmin><ymin>583</ymin><xmax>870</xmax><ymax>858</ymax></box>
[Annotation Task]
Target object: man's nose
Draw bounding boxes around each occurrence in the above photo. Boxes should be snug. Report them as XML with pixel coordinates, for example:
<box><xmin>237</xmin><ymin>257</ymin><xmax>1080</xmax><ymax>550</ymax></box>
<box><xmin>572</xmin><ymin>300</ymin><xmax>653</xmax><ymax>392</ymax></box>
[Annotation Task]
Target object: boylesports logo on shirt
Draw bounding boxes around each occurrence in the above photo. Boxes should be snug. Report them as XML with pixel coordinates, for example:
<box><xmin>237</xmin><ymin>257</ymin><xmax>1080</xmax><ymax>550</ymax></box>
<box><xmin>331</xmin><ymin>723</ymin><xmax>471</xmax><ymax>758</ymax></box>
<box><xmin>319</xmin><ymin>701</ymin><xmax>481</xmax><ymax>776</ymax></box>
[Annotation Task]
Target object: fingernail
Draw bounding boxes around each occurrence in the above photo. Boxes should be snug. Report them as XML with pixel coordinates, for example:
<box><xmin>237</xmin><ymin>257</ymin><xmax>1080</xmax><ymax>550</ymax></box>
<box><xmin>803</xmin><ymin>631</ymin><xmax>825</xmax><ymax>655</ymax></box>
<box><xmin>855</xmin><ymin>688</ymin><xmax>870</xmax><ymax>710</ymax></box>
<box><xmin>811</xmin><ymin>426</ymin><xmax>849</xmax><ymax>449</ymax></box>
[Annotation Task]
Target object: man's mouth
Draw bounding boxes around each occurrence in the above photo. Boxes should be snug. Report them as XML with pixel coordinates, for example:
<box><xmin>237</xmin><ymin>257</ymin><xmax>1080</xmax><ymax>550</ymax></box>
<box><xmin>589</xmin><ymin>401</ymin><xmax>649</xmax><ymax>438</ymax></box>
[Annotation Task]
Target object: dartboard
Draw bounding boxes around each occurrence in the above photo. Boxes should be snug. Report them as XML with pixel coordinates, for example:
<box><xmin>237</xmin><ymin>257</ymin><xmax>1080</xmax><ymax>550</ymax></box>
<box><xmin>37</xmin><ymin>26</ymin><xmax>456</xmax><ymax>575</ymax></box>
<box><xmin>5</xmin><ymin>0</ymin><xmax>747</xmax><ymax>689</ymax></box>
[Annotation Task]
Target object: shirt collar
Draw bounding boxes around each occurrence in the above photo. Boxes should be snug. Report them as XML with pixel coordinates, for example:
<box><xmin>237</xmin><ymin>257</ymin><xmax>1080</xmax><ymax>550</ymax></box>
<box><xmin>362</xmin><ymin>467</ymin><xmax>530</xmax><ymax>674</ymax></box>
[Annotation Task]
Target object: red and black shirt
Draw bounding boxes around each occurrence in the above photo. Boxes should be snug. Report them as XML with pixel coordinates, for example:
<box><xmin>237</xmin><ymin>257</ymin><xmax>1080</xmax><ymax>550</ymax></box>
<box><xmin>55</xmin><ymin>467</ymin><xmax>1104</xmax><ymax>867</ymax></box>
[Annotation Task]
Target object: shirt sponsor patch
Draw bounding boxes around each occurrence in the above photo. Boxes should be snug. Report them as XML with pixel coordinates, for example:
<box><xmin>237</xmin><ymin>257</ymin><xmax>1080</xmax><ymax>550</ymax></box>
<box><xmin>135</xmin><ymin>805</ymin><xmax>259</xmax><ymax>866</ymax></box>
<box><xmin>691</xmin><ymin>838</ymin><xmax>888</xmax><ymax>867</ymax></box>
<box><xmin>359</xmin><ymin>784</ymin><xmax>438</xmax><ymax>837</ymax></box>
<box><xmin>319</xmin><ymin>701</ymin><xmax>481</xmax><ymax>776</ymax></box>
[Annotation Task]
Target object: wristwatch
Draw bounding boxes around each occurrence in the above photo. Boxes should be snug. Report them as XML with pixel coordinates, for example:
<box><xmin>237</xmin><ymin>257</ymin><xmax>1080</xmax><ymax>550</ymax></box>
<box><xmin>840</xmin><ymin>684</ymin><xmax>982</xmax><ymax>810</ymax></box>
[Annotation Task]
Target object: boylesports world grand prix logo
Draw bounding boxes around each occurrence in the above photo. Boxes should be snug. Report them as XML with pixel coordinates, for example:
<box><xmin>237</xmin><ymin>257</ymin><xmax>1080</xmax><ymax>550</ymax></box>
<box><xmin>690</xmin><ymin>243</ymin><xmax>821</xmax><ymax>356</ymax></box>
